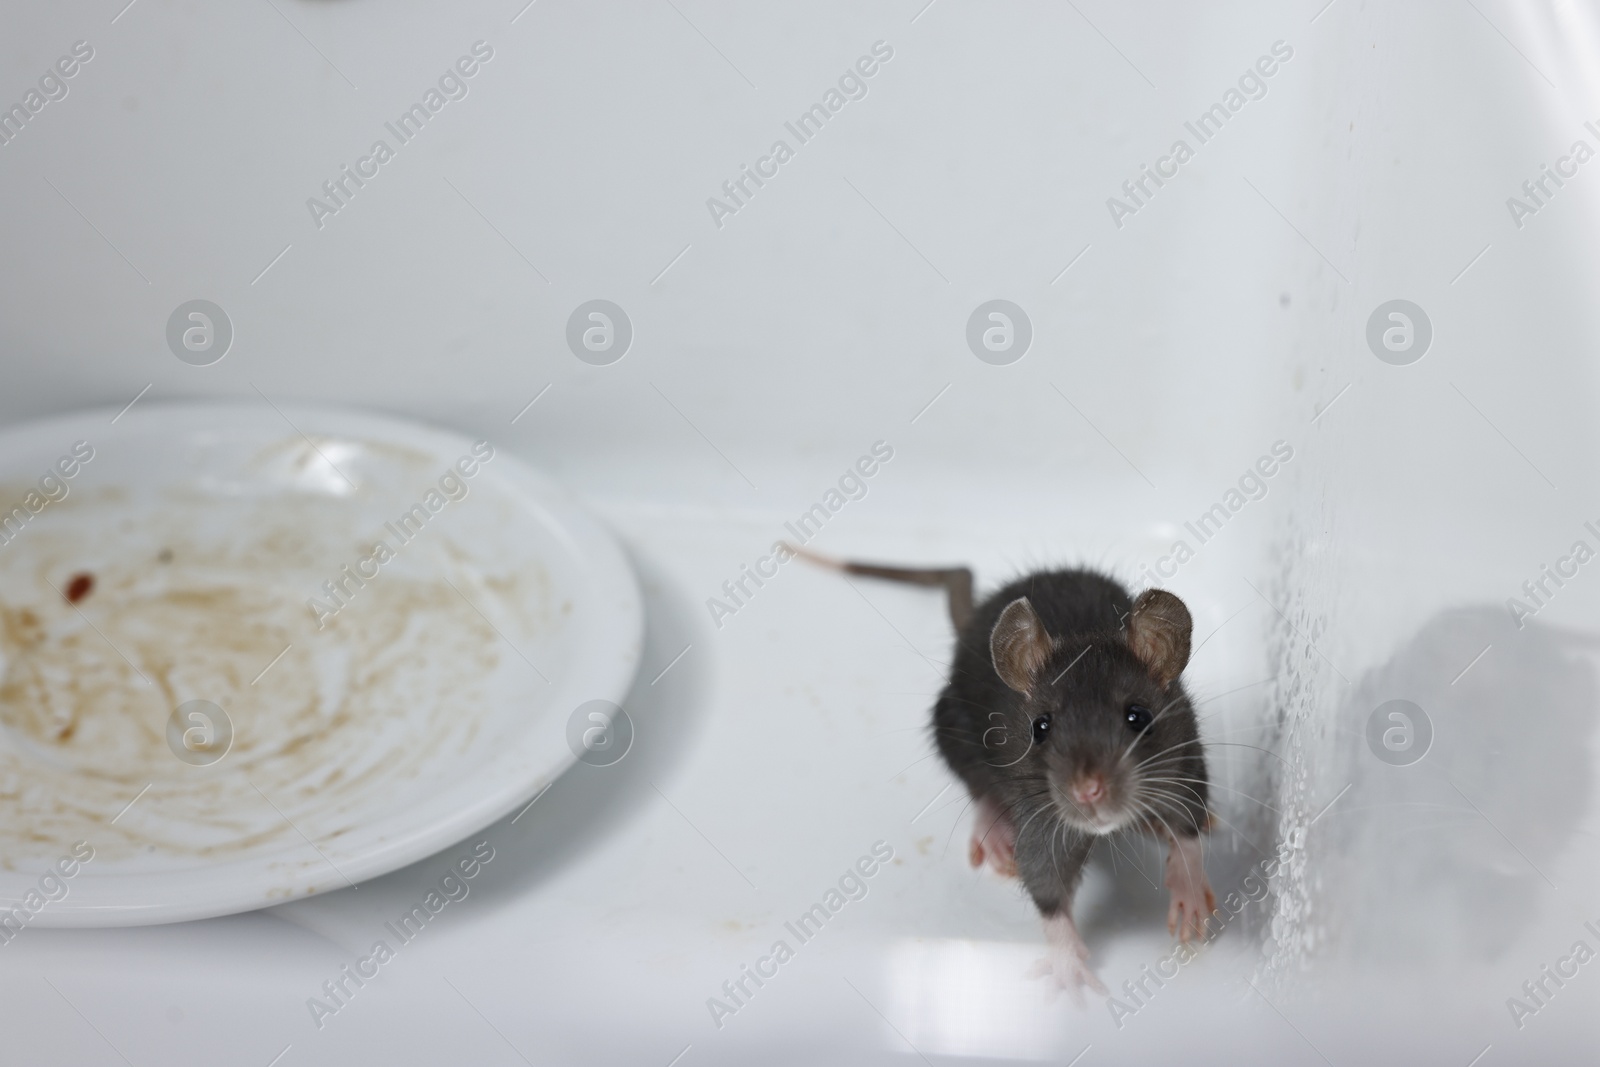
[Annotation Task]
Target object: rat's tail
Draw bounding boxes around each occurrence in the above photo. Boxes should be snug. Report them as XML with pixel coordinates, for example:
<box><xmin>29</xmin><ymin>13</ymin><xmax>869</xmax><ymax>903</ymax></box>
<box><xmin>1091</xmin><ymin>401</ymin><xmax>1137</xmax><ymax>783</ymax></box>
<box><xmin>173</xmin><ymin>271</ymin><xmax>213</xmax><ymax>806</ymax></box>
<box><xmin>784</xmin><ymin>543</ymin><xmax>974</xmax><ymax>632</ymax></box>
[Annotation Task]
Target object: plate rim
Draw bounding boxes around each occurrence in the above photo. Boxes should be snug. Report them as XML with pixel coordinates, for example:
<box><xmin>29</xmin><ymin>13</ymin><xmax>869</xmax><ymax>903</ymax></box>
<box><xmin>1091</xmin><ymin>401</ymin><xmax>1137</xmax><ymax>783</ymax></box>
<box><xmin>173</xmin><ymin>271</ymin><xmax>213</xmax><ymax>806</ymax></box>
<box><xmin>0</xmin><ymin>399</ymin><xmax>644</xmax><ymax>926</ymax></box>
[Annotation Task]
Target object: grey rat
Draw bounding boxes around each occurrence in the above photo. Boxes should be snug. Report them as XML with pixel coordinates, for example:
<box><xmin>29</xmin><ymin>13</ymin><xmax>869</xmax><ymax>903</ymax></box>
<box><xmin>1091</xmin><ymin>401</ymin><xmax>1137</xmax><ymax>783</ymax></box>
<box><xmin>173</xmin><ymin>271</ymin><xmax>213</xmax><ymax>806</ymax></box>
<box><xmin>794</xmin><ymin>547</ymin><xmax>1215</xmax><ymax>990</ymax></box>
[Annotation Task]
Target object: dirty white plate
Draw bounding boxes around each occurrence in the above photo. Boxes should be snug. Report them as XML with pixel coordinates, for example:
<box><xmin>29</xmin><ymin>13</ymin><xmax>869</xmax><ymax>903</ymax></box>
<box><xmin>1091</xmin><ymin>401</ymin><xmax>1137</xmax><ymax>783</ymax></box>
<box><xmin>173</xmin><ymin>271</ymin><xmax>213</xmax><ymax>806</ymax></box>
<box><xmin>0</xmin><ymin>402</ymin><xmax>642</xmax><ymax>926</ymax></box>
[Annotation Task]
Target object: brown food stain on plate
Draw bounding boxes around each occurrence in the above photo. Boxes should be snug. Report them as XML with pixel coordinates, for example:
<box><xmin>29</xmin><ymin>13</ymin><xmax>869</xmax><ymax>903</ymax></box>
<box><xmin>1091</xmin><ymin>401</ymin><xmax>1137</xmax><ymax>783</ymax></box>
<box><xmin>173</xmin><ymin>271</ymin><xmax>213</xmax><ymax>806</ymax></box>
<box><xmin>0</xmin><ymin>459</ymin><xmax>558</xmax><ymax>873</ymax></box>
<box><xmin>64</xmin><ymin>573</ymin><xmax>94</xmax><ymax>604</ymax></box>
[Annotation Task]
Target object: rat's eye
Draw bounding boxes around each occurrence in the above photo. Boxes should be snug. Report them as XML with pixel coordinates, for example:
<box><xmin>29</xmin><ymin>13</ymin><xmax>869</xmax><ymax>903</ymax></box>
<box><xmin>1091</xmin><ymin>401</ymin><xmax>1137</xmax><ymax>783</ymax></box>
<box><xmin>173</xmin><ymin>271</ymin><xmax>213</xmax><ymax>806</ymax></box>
<box><xmin>1031</xmin><ymin>714</ymin><xmax>1052</xmax><ymax>744</ymax></box>
<box><xmin>1124</xmin><ymin>704</ymin><xmax>1153</xmax><ymax>733</ymax></box>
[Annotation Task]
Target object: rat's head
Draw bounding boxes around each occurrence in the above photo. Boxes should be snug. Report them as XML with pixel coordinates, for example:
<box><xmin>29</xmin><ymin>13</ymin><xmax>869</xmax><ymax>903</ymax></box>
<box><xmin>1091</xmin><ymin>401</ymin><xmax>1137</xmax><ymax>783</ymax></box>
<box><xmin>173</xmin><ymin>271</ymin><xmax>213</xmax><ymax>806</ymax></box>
<box><xmin>987</xmin><ymin>589</ymin><xmax>1202</xmax><ymax>836</ymax></box>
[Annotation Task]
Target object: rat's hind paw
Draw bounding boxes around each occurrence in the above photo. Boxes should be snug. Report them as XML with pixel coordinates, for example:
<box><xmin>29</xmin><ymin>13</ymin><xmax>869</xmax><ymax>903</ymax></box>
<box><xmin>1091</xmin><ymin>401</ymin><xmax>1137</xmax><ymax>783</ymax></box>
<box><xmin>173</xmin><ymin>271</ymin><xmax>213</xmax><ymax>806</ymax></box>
<box><xmin>969</xmin><ymin>794</ymin><xmax>1017</xmax><ymax>877</ymax></box>
<box><xmin>1027</xmin><ymin>950</ymin><xmax>1108</xmax><ymax>1002</ymax></box>
<box><xmin>1164</xmin><ymin>835</ymin><xmax>1217</xmax><ymax>944</ymax></box>
<box><xmin>1033</xmin><ymin>912</ymin><xmax>1107</xmax><ymax>1001</ymax></box>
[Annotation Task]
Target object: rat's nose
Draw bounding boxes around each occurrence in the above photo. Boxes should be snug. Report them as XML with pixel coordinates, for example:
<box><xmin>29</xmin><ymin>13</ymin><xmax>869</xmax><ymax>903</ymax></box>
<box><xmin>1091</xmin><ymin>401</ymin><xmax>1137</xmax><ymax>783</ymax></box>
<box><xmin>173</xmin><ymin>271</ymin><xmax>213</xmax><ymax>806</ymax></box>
<box><xmin>1070</xmin><ymin>773</ymin><xmax>1107</xmax><ymax>807</ymax></box>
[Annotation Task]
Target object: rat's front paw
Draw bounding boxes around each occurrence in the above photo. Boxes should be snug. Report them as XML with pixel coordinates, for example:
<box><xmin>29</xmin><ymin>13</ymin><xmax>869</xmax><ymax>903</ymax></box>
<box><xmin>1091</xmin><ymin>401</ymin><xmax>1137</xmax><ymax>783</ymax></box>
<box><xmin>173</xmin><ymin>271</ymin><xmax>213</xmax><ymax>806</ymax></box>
<box><xmin>1164</xmin><ymin>835</ymin><xmax>1216</xmax><ymax>944</ymax></box>
<box><xmin>1166</xmin><ymin>880</ymin><xmax>1216</xmax><ymax>944</ymax></box>
<box><xmin>969</xmin><ymin>794</ymin><xmax>1017</xmax><ymax>878</ymax></box>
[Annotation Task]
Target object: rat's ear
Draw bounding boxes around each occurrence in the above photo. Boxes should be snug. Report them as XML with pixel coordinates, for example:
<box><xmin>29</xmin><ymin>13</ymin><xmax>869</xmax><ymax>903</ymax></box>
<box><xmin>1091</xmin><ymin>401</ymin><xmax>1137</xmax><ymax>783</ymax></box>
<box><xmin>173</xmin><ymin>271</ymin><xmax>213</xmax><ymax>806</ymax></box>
<box><xmin>991</xmin><ymin>597</ymin><xmax>1053</xmax><ymax>694</ymax></box>
<box><xmin>1126</xmin><ymin>589</ymin><xmax>1192</xmax><ymax>687</ymax></box>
